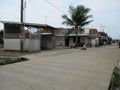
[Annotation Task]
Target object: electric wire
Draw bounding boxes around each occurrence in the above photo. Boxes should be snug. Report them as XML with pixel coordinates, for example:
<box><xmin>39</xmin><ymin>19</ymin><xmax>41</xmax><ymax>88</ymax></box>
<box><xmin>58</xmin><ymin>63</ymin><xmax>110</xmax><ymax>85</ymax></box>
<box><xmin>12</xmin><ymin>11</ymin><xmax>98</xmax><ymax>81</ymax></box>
<box><xmin>12</xmin><ymin>0</ymin><xmax>20</xmax><ymax>21</ymax></box>
<box><xmin>43</xmin><ymin>0</ymin><xmax>66</xmax><ymax>14</ymax></box>
<box><xmin>27</xmin><ymin>0</ymin><xmax>44</xmax><ymax>15</ymax></box>
<box><xmin>93</xmin><ymin>9</ymin><xmax>120</xmax><ymax>14</ymax></box>
<box><xmin>48</xmin><ymin>0</ymin><xmax>68</xmax><ymax>9</ymax></box>
<box><xmin>27</xmin><ymin>0</ymin><xmax>45</xmax><ymax>21</ymax></box>
<box><xmin>67</xmin><ymin>0</ymin><xmax>74</xmax><ymax>5</ymax></box>
<box><xmin>27</xmin><ymin>0</ymin><xmax>66</xmax><ymax>24</ymax></box>
<box><xmin>71</xmin><ymin>0</ymin><xmax>78</xmax><ymax>5</ymax></box>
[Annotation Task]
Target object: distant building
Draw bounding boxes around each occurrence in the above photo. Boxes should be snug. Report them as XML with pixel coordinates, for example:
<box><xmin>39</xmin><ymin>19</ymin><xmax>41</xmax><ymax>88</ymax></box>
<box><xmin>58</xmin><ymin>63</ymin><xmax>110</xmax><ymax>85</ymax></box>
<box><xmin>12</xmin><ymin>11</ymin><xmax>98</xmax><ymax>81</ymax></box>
<box><xmin>54</xmin><ymin>28</ymin><xmax>67</xmax><ymax>48</ymax></box>
<box><xmin>98</xmin><ymin>31</ymin><xmax>108</xmax><ymax>45</ymax></box>
<box><xmin>54</xmin><ymin>28</ymin><xmax>101</xmax><ymax>47</ymax></box>
<box><xmin>54</xmin><ymin>28</ymin><xmax>90</xmax><ymax>47</ymax></box>
<box><xmin>89</xmin><ymin>29</ymin><xmax>100</xmax><ymax>47</ymax></box>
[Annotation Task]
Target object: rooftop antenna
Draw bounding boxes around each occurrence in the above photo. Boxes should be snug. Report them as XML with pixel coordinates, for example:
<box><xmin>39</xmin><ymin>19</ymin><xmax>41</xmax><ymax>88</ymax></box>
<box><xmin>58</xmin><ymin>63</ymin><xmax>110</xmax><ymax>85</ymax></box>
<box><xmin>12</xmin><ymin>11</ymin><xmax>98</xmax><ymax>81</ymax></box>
<box><xmin>100</xmin><ymin>24</ymin><xmax>105</xmax><ymax>32</ymax></box>
<box><xmin>45</xmin><ymin>16</ymin><xmax>47</xmax><ymax>24</ymax></box>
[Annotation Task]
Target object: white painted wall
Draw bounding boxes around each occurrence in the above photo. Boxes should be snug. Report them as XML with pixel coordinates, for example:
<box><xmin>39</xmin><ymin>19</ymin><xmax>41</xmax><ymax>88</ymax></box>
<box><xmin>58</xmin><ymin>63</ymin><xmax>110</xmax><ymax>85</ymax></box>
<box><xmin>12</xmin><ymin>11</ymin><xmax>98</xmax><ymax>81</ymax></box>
<box><xmin>91</xmin><ymin>38</ymin><xmax>100</xmax><ymax>47</ymax></box>
<box><xmin>29</xmin><ymin>39</ymin><xmax>40</xmax><ymax>51</ymax></box>
<box><xmin>4</xmin><ymin>39</ymin><xmax>20</xmax><ymax>50</ymax></box>
<box><xmin>24</xmin><ymin>39</ymin><xmax>29</xmax><ymax>50</ymax></box>
<box><xmin>91</xmin><ymin>39</ymin><xmax>96</xmax><ymax>47</ymax></box>
<box><xmin>4</xmin><ymin>39</ymin><xmax>40</xmax><ymax>51</ymax></box>
<box><xmin>84</xmin><ymin>28</ymin><xmax>89</xmax><ymax>34</ymax></box>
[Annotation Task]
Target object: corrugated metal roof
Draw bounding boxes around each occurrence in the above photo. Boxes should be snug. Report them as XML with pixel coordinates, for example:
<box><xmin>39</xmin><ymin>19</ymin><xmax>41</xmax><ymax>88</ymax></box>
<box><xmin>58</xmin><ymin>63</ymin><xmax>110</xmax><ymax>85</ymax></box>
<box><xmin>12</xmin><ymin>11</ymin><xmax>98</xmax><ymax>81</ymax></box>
<box><xmin>0</xmin><ymin>21</ymin><xmax>58</xmax><ymax>30</ymax></box>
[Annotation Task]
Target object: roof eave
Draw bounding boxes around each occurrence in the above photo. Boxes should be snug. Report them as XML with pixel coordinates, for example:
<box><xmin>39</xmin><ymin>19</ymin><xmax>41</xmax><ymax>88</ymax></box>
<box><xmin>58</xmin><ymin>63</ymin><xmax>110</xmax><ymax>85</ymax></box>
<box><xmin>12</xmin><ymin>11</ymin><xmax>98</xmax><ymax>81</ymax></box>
<box><xmin>0</xmin><ymin>21</ymin><xmax>58</xmax><ymax>30</ymax></box>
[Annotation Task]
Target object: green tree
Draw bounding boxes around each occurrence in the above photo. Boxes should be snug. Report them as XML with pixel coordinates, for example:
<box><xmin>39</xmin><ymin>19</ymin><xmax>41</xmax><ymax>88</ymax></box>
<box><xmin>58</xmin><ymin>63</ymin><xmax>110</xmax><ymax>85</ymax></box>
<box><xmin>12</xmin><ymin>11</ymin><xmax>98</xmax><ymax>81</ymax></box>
<box><xmin>62</xmin><ymin>5</ymin><xmax>93</xmax><ymax>47</ymax></box>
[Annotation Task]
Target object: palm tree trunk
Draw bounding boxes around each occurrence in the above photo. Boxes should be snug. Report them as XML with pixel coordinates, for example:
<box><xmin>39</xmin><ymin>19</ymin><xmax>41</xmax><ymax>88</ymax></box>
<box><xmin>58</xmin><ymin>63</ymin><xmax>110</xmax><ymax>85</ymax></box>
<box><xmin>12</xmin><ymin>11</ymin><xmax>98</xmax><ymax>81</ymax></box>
<box><xmin>75</xmin><ymin>28</ymin><xmax>78</xmax><ymax>48</ymax></box>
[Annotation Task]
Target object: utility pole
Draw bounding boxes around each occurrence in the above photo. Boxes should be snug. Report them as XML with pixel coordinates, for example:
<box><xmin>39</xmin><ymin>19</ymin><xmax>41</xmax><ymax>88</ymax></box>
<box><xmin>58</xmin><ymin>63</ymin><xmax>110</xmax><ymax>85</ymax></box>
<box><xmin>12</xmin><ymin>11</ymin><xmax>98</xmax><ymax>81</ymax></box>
<box><xmin>20</xmin><ymin>0</ymin><xmax>24</xmax><ymax>52</ymax></box>
<box><xmin>45</xmin><ymin>16</ymin><xmax>47</xmax><ymax>24</ymax></box>
<box><xmin>100</xmin><ymin>24</ymin><xmax>105</xmax><ymax>32</ymax></box>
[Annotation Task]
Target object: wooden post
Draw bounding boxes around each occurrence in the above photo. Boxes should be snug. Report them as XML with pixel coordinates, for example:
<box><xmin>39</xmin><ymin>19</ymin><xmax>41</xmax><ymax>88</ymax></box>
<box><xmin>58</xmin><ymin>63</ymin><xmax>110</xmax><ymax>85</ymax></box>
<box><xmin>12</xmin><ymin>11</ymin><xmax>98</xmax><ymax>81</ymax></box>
<box><xmin>39</xmin><ymin>28</ymin><xmax>41</xmax><ymax>51</ymax></box>
<box><xmin>20</xmin><ymin>0</ymin><xmax>24</xmax><ymax>52</ymax></box>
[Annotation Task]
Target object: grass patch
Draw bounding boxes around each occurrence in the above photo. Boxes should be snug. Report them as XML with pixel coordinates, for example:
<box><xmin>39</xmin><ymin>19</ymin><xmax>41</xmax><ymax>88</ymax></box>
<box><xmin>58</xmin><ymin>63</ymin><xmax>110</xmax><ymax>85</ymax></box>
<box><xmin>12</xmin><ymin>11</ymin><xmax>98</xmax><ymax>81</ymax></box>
<box><xmin>108</xmin><ymin>66</ymin><xmax>120</xmax><ymax>90</ymax></box>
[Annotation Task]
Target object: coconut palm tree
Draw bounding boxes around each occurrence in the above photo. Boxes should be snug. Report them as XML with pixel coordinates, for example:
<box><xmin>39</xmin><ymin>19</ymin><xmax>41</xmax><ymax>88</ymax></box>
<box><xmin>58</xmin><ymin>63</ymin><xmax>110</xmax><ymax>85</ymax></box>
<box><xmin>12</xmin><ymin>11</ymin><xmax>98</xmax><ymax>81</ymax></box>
<box><xmin>62</xmin><ymin>5</ymin><xmax>93</xmax><ymax>47</ymax></box>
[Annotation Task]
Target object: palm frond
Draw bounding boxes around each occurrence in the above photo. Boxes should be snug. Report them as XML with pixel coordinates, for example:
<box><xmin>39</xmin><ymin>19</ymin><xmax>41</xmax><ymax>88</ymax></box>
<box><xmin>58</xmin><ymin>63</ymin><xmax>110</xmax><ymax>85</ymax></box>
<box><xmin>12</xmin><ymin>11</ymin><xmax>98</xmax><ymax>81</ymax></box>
<box><xmin>81</xmin><ymin>20</ymin><xmax>93</xmax><ymax>26</ymax></box>
<box><xmin>62</xmin><ymin>5</ymin><xmax>93</xmax><ymax>34</ymax></box>
<box><xmin>69</xmin><ymin>6</ymin><xmax>75</xmax><ymax>15</ymax></box>
<box><xmin>65</xmin><ymin>28</ymin><xmax>74</xmax><ymax>37</ymax></box>
<box><xmin>62</xmin><ymin>15</ymin><xmax>74</xmax><ymax>26</ymax></box>
<box><xmin>79</xmin><ymin>28</ymin><xmax>85</xmax><ymax>33</ymax></box>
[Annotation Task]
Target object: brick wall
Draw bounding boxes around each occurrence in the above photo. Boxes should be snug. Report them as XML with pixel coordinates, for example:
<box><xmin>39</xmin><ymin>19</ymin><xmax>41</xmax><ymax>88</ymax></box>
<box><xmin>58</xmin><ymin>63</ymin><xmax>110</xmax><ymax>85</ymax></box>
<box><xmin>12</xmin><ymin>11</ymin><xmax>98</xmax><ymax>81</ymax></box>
<box><xmin>89</xmin><ymin>29</ymin><xmax>98</xmax><ymax>34</ymax></box>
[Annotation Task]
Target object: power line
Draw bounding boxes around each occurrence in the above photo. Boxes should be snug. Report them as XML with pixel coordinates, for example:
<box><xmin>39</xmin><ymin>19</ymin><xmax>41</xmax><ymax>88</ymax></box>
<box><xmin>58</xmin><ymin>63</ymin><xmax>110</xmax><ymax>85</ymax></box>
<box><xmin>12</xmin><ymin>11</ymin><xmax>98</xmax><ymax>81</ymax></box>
<box><xmin>27</xmin><ymin>0</ymin><xmax>67</xmax><ymax>24</ymax></box>
<box><xmin>75</xmin><ymin>0</ymin><xmax>84</xmax><ymax>3</ymax></box>
<box><xmin>67</xmin><ymin>0</ymin><xmax>74</xmax><ymax>5</ymax></box>
<box><xmin>13</xmin><ymin>0</ymin><xmax>20</xmax><ymax>21</ymax></box>
<box><xmin>27</xmin><ymin>0</ymin><xmax>44</xmax><ymax>22</ymax></box>
<box><xmin>69</xmin><ymin>0</ymin><xmax>76</xmax><ymax>4</ymax></box>
<box><xmin>48</xmin><ymin>0</ymin><xmax>68</xmax><ymax>9</ymax></box>
<box><xmin>61</xmin><ymin>0</ymin><xmax>74</xmax><ymax>6</ymax></box>
<box><xmin>43</xmin><ymin>0</ymin><xmax>65</xmax><ymax>14</ymax></box>
<box><xmin>28</xmin><ymin>0</ymin><xmax>59</xmax><ymax>24</ymax></box>
<box><xmin>93</xmin><ymin>9</ymin><xmax>120</xmax><ymax>14</ymax></box>
<box><xmin>27</xmin><ymin>0</ymin><xmax>47</xmax><ymax>16</ymax></box>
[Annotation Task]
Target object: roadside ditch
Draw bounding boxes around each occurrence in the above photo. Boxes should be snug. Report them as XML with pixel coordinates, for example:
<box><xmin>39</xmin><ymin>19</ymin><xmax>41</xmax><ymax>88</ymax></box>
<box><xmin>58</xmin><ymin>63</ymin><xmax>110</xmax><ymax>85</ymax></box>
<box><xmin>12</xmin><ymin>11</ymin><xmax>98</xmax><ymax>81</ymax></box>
<box><xmin>108</xmin><ymin>60</ymin><xmax>120</xmax><ymax>90</ymax></box>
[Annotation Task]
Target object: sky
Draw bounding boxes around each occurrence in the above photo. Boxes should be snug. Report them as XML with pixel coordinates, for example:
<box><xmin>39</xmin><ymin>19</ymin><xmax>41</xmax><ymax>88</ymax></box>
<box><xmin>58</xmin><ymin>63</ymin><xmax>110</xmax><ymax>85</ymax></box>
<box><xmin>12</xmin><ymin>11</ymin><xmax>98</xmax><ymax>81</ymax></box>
<box><xmin>0</xmin><ymin>0</ymin><xmax>120</xmax><ymax>39</ymax></box>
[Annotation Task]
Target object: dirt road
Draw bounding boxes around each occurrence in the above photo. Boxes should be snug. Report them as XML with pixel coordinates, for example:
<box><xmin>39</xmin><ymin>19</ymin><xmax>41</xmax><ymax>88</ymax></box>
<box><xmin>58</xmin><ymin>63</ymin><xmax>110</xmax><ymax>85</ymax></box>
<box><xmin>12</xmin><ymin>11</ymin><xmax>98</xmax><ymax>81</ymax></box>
<box><xmin>0</xmin><ymin>45</ymin><xmax>120</xmax><ymax>90</ymax></box>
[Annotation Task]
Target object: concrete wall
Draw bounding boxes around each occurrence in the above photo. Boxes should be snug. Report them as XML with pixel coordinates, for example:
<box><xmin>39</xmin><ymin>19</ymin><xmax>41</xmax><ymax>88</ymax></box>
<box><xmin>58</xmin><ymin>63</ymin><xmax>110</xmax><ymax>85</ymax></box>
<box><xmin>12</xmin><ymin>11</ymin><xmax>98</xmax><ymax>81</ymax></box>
<box><xmin>4</xmin><ymin>39</ymin><xmax>20</xmax><ymax>50</ymax></box>
<box><xmin>54</xmin><ymin>29</ymin><xmax>66</xmax><ymax>36</ymax></box>
<box><xmin>55</xmin><ymin>36</ymin><xmax>65</xmax><ymax>48</ymax></box>
<box><xmin>29</xmin><ymin>39</ymin><xmax>40</xmax><ymax>51</ymax></box>
<box><xmin>91</xmin><ymin>38</ymin><xmax>99</xmax><ymax>47</ymax></box>
<box><xmin>69</xmin><ymin>37</ymin><xmax>75</xmax><ymax>47</ymax></box>
<box><xmin>91</xmin><ymin>39</ymin><xmax>96</xmax><ymax>47</ymax></box>
<box><xmin>24</xmin><ymin>39</ymin><xmax>29</xmax><ymax>50</ymax></box>
<box><xmin>4</xmin><ymin>39</ymin><xmax>40</xmax><ymax>51</ymax></box>
<box><xmin>54</xmin><ymin>29</ymin><xmax>65</xmax><ymax>48</ymax></box>
<box><xmin>41</xmin><ymin>35</ymin><xmax>53</xmax><ymax>50</ymax></box>
<box><xmin>80</xmin><ymin>37</ymin><xmax>89</xmax><ymax>44</ymax></box>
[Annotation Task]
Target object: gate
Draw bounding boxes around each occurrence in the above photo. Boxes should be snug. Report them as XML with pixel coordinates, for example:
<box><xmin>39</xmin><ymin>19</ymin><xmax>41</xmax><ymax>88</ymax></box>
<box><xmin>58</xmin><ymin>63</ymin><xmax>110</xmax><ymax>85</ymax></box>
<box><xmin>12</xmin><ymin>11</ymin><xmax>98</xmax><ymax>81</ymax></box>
<box><xmin>29</xmin><ymin>28</ymin><xmax>41</xmax><ymax>51</ymax></box>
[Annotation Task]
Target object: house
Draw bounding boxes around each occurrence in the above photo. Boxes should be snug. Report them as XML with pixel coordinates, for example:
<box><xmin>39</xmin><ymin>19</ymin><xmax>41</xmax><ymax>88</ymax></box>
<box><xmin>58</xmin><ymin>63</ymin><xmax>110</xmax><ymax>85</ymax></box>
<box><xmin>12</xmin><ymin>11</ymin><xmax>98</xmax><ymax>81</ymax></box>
<box><xmin>98</xmin><ymin>31</ymin><xmax>108</xmax><ymax>45</ymax></box>
<box><xmin>41</xmin><ymin>29</ymin><xmax>56</xmax><ymax>50</ymax></box>
<box><xmin>54</xmin><ymin>28</ymin><xmax>67</xmax><ymax>48</ymax></box>
<box><xmin>66</xmin><ymin>28</ymin><xmax>91</xmax><ymax>47</ymax></box>
<box><xmin>0</xmin><ymin>21</ymin><xmax>57</xmax><ymax>51</ymax></box>
<box><xmin>54</xmin><ymin>28</ymin><xmax>91</xmax><ymax>47</ymax></box>
<box><xmin>54</xmin><ymin>28</ymin><xmax>101</xmax><ymax>48</ymax></box>
<box><xmin>89</xmin><ymin>29</ymin><xmax>100</xmax><ymax>47</ymax></box>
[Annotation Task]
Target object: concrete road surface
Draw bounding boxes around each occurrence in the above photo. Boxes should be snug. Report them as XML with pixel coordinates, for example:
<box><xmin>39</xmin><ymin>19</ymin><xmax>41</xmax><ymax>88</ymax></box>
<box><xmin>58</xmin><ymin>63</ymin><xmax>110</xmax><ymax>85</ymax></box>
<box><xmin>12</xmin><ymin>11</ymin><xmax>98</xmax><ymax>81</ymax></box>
<box><xmin>0</xmin><ymin>45</ymin><xmax>120</xmax><ymax>90</ymax></box>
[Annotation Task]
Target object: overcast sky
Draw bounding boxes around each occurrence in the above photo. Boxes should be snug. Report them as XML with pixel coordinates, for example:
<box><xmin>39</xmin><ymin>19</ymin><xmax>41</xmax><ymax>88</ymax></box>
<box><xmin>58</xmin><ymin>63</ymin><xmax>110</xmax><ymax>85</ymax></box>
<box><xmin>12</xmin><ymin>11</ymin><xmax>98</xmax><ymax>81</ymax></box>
<box><xmin>0</xmin><ymin>0</ymin><xmax>120</xmax><ymax>39</ymax></box>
